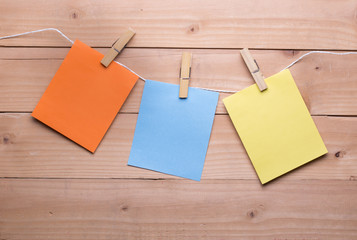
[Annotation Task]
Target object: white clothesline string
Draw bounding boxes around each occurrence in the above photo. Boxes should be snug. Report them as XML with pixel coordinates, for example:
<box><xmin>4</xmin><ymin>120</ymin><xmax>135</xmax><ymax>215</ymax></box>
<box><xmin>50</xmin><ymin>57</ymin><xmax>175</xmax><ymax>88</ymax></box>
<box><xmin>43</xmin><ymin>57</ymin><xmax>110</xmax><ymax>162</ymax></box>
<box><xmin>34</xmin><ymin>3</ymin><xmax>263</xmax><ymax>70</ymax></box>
<box><xmin>0</xmin><ymin>28</ymin><xmax>74</xmax><ymax>44</ymax></box>
<box><xmin>280</xmin><ymin>50</ymin><xmax>357</xmax><ymax>70</ymax></box>
<box><xmin>2</xmin><ymin>28</ymin><xmax>357</xmax><ymax>94</ymax></box>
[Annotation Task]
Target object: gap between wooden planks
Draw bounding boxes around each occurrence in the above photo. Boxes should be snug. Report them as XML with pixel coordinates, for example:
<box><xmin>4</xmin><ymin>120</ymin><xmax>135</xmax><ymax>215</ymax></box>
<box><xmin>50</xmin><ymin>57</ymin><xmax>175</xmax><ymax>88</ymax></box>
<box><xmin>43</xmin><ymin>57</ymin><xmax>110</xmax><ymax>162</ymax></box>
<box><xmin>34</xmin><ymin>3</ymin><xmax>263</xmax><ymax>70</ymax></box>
<box><xmin>0</xmin><ymin>48</ymin><xmax>357</xmax><ymax>115</ymax></box>
<box><xmin>1</xmin><ymin>0</ymin><xmax>357</xmax><ymax>49</ymax></box>
<box><xmin>0</xmin><ymin>178</ymin><xmax>356</xmax><ymax>240</ymax></box>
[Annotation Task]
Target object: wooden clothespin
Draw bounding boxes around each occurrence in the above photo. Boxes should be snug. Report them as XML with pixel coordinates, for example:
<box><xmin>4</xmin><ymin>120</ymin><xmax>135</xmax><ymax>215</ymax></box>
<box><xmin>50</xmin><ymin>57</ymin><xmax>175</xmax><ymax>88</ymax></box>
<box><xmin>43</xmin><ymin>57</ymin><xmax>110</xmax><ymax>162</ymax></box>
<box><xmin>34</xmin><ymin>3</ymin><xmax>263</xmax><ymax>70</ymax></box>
<box><xmin>101</xmin><ymin>29</ymin><xmax>135</xmax><ymax>67</ymax></box>
<box><xmin>179</xmin><ymin>52</ymin><xmax>192</xmax><ymax>98</ymax></box>
<box><xmin>240</xmin><ymin>48</ymin><xmax>267</xmax><ymax>91</ymax></box>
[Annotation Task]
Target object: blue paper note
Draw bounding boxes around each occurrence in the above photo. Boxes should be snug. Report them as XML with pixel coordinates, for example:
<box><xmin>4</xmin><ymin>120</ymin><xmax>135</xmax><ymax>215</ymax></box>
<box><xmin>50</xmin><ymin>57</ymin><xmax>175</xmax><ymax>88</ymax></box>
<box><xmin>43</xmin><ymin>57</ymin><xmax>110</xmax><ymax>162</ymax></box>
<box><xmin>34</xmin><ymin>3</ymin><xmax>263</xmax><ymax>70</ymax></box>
<box><xmin>128</xmin><ymin>80</ymin><xmax>219</xmax><ymax>181</ymax></box>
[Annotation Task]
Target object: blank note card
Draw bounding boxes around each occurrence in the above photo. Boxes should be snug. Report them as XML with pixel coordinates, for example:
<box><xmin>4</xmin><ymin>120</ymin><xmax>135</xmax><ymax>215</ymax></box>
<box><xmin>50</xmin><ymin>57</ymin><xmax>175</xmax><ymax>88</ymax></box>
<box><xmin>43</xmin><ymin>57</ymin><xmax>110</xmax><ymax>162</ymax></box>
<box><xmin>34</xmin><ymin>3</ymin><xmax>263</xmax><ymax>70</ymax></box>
<box><xmin>128</xmin><ymin>80</ymin><xmax>219</xmax><ymax>181</ymax></box>
<box><xmin>32</xmin><ymin>40</ymin><xmax>138</xmax><ymax>152</ymax></box>
<box><xmin>223</xmin><ymin>69</ymin><xmax>328</xmax><ymax>184</ymax></box>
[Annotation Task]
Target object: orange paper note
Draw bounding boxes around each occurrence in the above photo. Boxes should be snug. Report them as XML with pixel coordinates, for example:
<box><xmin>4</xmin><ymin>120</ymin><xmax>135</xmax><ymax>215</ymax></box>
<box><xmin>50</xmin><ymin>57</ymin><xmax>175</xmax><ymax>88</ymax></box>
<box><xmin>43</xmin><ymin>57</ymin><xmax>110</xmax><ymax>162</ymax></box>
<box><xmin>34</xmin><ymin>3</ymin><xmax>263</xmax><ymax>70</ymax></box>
<box><xmin>32</xmin><ymin>40</ymin><xmax>138</xmax><ymax>152</ymax></box>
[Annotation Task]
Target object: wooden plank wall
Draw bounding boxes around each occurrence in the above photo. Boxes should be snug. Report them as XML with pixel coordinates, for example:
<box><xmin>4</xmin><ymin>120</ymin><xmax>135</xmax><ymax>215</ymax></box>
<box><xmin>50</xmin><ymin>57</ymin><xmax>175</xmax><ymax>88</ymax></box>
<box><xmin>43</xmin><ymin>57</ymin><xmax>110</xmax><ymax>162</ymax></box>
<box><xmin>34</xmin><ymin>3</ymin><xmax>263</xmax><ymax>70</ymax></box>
<box><xmin>0</xmin><ymin>0</ymin><xmax>356</xmax><ymax>239</ymax></box>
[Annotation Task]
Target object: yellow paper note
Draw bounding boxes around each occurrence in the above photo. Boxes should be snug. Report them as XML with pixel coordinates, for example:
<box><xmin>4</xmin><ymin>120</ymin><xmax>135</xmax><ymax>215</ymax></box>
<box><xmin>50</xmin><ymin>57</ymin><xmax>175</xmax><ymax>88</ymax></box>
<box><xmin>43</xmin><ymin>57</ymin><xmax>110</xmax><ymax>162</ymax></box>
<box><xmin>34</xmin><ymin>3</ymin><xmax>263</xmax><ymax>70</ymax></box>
<box><xmin>223</xmin><ymin>69</ymin><xmax>327</xmax><ymax>184</ymax></box>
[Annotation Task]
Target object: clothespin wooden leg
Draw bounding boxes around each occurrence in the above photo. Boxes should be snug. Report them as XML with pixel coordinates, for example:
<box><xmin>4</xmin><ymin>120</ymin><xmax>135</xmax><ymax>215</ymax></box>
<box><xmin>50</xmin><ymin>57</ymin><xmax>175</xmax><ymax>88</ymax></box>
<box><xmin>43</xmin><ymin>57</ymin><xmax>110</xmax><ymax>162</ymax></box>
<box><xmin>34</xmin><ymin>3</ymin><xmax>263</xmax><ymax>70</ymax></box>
<box><xmin>179</xmin><ymin>52</ymin><xmax>192</xmax><ymax>98</ymax></box>
<box><xmin>240</xmin><ymin>48</ymin><xmax>267</xmax><ymax>91</ymax></box>
<box><xmin>101</xmin><ymin>28</ymin><xmax>135</xmax><ymax>67</ymax></box>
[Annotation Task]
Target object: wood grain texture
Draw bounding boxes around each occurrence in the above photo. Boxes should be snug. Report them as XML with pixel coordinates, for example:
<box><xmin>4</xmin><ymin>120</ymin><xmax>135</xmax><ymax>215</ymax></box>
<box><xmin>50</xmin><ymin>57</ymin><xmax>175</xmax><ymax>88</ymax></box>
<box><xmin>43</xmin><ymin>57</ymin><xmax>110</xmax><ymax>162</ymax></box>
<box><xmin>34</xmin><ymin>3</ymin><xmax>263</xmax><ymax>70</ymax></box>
<box><xmin>1</xmin><ymin>48</ymin><xmax>357</xmax><ymax>115</ymax></box>
<box><xmin>1</xmin><ymin>1</ymin><xmax>357</xmax><ymax>238</ymax></box>
<box><xmin>0</xmin><ymin>179</ymin><xmax>356</xmax><ymax>240</ymax></box>
<box><xmin>0</xmin><ymin>113</ymin><xmax>355</xmax><ymax>180</ymax></box>
<box><xmin>1</xmin><ymin>0</ymin><xmax>357</xmax><ymax>49</ymax></box>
